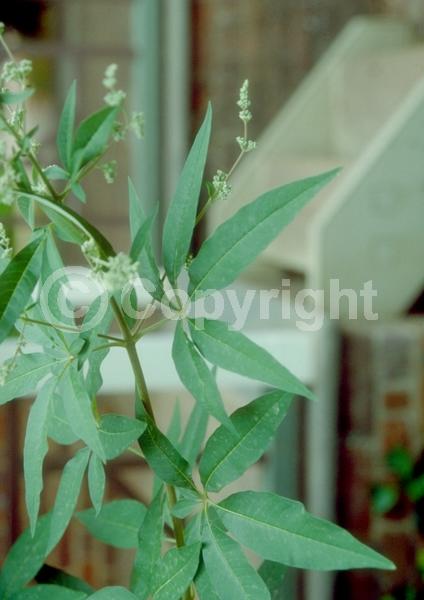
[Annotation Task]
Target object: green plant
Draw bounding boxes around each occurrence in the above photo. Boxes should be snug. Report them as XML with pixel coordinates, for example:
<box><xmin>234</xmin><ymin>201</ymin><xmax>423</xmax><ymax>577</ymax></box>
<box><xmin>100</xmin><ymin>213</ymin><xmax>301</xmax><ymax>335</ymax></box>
<box><xmin>0</xmin><ymin>27</ymin><xmax>394</xmax><ymax>600</ymax></box>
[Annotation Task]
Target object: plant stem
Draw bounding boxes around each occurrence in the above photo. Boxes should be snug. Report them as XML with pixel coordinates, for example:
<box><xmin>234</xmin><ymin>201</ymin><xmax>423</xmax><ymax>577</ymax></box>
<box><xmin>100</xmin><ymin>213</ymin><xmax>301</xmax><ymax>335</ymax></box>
<box><xmin>109</xmin><ymin>296</ymin><xmax>190</xmax><ymax>597</ymax></box>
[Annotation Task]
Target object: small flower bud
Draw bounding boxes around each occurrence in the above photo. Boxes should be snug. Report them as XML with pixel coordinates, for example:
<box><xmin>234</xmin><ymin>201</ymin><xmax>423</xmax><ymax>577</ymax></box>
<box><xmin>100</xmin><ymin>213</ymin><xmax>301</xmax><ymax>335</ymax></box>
<box><xmin>104</xmin><ymin>89</ymin><xmax>126</xmax><ymax>107</ymax></box>
<box><xmin>99</xmin><ymin>160</ymin><xmax>117</xmax><ymax>184</ymax></box>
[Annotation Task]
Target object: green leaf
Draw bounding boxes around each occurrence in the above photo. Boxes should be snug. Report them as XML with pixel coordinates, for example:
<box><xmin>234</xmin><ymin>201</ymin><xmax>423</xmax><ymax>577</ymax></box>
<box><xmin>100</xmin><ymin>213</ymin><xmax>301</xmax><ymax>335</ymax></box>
<box><xmin>88</xmin><ymin>589</ymin><xmax>137</xmax><ymax>600</ymax></box>
<box><xmin>371</xmin><ymin>484</ymin><xmax>399</xmax><ymax>514</ymax></box>
<box><xmin>202</xmin><ymin>513</ymin><xmax>270</xmax><ymax>600</ymax></box>
<box><xmin>173</xmin><ymin>322</ymin><xmax>231</xmax><ymax>429</ymax></box>
<box><xmin>407</xmin><ymin>475</ymin><xmax>424</xmax><ymax>502</ymax></box>
<box><xmin>386</xmin><ymin>447</ymin><xmax>413</xmax><ymax>481</ymax></box>
<box><xmin>139</xmin><ymin>420</ymin><xmax>196</xmax><ymax>491</ymax></box>
<box><xmin>57</xmin><ymin>81</ymin><xmax>76</xmax><ymax>170</ymax></box>
<box><xmin>216</xmin><ymin>491</ymin><xmax>395</xmax><ymax>571</ymax></box>
<box><xmin>171</xmin><ymin>497</ymin><xmax>201</xmax><ymax>519</ymax></box>
<box><xmin>98</xmin><ymin>414</ymin><xmax>146</xmax><ymax>460</ymax></box>
<box><xmin>88</xmin><ymin>453</ymin><xmax>105</xmax><ymax>516</ymax></box>
<box><xmin>188</xmin><ymin>169</ymin><xmax>339</xmax><ymax>295</ymax></box>
<box><xmin>62</xmin><ymin>367</ymin><xmax>105</xmax><ymax>460</ymax></box>
<box><xmin>0</xmin><ymin>354</ymin><xmax>65</xmax><ymax>405</ymax></box>
<box><xmin>151</xmin><ymin>543</ymin><xmax>201</xmax><ymax>600</ymax></box>
<box><xmin>131</xmin><ymin>489</ymin><xmax>165</xmax><ymax>599</ymax></box>
<box><xmin>130</xmin><ymin>209</ymin><xmax>157</xmax><ymax>263</ymax></box>
<box><xmin>0</xmin><ymin>236</ymin><xmax>45</xmax><ymax>344</ymax></box>
<box><xmin>0</xmin><ymin>514</ymin><xmax>52</xmax><ymax>598</ymax></box>
<box><xmin>35</xmin><ymin>564</ymin><xmax>94</xmax><ymax>594</ymax></box>
<box><xmin>179</xmin><ymin>401</ymin><xmax>208</xmax><ymax>465</ymax></box>
<box><xmin>128</xmin><ymin>179</ymin><xmax>164</xmax><ymax>301</ymax></box>
<box><xmin>200</xmin><ymin>390</ymin><xmax>292</xmax><ymax>492</ymax></box>
<box><xmin>24</xmin><ymin>378</ymin><xmax>57</xmax><ymax>534</ymax></box>
<box><xmin>189</xmin><ymin>319</ymin><xmax>314</xmax><ymax>400</ymax></box>
<box><xmin>72</xmin><ymin>106</ymin><xmax>118</xmax><ymax>172</ymax></box>
<box><xmin>47</xmin><ymin>390</ymin><xmax>79</xmax><ymax>445</ymax></box>
<box><xmin>76</xmin><ymin>499</ymin><xmax>146</xmax><ymax>549</ymax></box>
<box><xmin>10</xmin><ymin>585</ymin><xmax>86</xmax><ymax>600</ymax></box>
<box><xmin>195</xmin><ymin>563</ymin><xmax>221</xmax><ymax>600</ymax></box>
<box><xmin>162</xmin><ymin>104</ymin><xmax>212</xmax><ymax>283</ymax></box>
<box><xmin>44</xmin><ymin>165</ymin><xmax>69</xmax><ymax>181</ymax></box>
<box><xmin>258</xmin><ymin>561</ymin><xmax>286</xmax><ymax>599</ymax></box>
<box><xmin>47</xmin><ymin>447</ymin><xmax>90</xmax><ymax>554</ymax></box>
<box><xmin>167</xmin><ymin>399</ymin><xmax>182</xmax><ymax>446</ymax></box>
<box><xmin>0</xmin><ymin>88</ymin><xmax>34</xmax><ymax>105</ymax></box>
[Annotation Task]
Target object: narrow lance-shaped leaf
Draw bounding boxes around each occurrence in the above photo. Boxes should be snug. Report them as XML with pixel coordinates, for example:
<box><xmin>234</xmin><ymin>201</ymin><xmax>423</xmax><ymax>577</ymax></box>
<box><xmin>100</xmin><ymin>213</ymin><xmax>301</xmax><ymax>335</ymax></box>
<box><xmin>62</xmin><ymin>367</ymin><xmax>105</xmax><ymax>460</ymax></box>
<box><xmin>179</xmin><ymin>400</ymin><xmax>208</xmax><ymax>466</ymax></box>
<box><xmin>131</xmin><ymin>489</ymin><xmax>165</xmax><ymax>599</ymax></box>
<box><xmin>188</xmin><ymin>169</ymin><xmax>339</xmax><ymax>295</ymax></box>
<box><xmin>162</xmin><ymin>104</ymin><xmax>212</xmax><ymax>284</ymax></box>
<box><xmin>88</xmin><ymin>453</ymin><xmax>105</xmax><ymax>516</ymax></box>
<box><xmin>258</xmin><ymin>561</ymin><xmax>287</xmax><ymax>599</ymax></box>
<box><xmin>139</xmin><ymin>420</ymin><xmax>197</xmax><ymax>491</ymax></box>
<box><xmin>130</xmin><ymin>208</ymin><xmax>157</xmax><ymax>263</ymax></box>
<box><xmin>35</xmin><ymin>564</ymin><xmax>94</xmax><ymax>594</ymax></box>
<box><xmin>0</xmin><ymin>514</ymin><xmax>52</xmax><ymax>599</ymax></box>
<box><xmin>57</xmin><ymin>81</ymin><xmax>76</xmax><ymax>170</ymax></box>
<box><xmin>189</xmin><ymin>318</ymin><xmax>314</xmax><ymax>400</ymax></box>
<box><xmin>151</xmin><ymin>543</ymin><xmax>201</xmax><ymax>600</ymax></box>
<box><xmin>24</xmin><ymin>378</ymin><xmax>57</xmax><ymax>534</ymax></box>
<box><xmin>98</xmin><ymin>414</ymin><xmax>146</xmax><ymax>460</ymax></box>
<box><xmin>0</xmin><ymin>354</ymin><xmax>67</xmax><ymax>406</ymax></box>
<box><xmin>0</xmin><ymin>235</ymin><xmax>45</xmax><ymax>344</ymax></box>
<box><xmin>200</xmin><ymin>390</ymin><xmax>292</xmax><ymax>492</ymax></box>
<box><xmin>172</xmin><ymin>322</ymin><xmax>232</xmax><ymax>429</ymax></box>
<box><xmin>216</xmin><ymin>491</ymin><xmax>396</xmax><ymax>571</ymax></box>
<box><xmin>202</xmin><ymin>511</ymin><xmax>270</xmax><ymax>600</ymax></box>
<box><xmin>10</xmin><ymin>585</ymin><xmax>87</xmax><ymax>600</ymax></box>
<box><xmin>47</xmin><ymin>447</ymin><xmax>90</xmax><ymax>554</ymax></box>
<box><xmin>128</xmin><ymin>179</ymin><xmax>164</xmax><ymax>302</ymax></box>
<box><xmin>71</xmin><ymin>106</ymin><xmax>118</xmax><ymax>173</ymax></box>
<box><xmin>88</xmin><ymin>588</ymin><xmax>137</xmax><ymax>600</ymax></box>
<box><xmin>76</xmin><ymin>500</ymin><xmax>146</xmax><ymax>549</ymax></box>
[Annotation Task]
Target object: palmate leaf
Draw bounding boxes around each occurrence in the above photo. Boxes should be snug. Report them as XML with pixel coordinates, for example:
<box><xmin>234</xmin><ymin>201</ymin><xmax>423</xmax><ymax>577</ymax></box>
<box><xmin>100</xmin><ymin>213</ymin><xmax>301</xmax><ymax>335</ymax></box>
<box><xmin>47</xmin><ymin>390</ymin><xmax>79</xmax><ymax>445</ymax></box>
<box><xmin>98</xmin><ymin>414</ymin><xmax>146</xmax><ymax>460</ymax></box>
<box><xmin>258</xmin><ymin>561</ymin><xmax>286</xmax><ymax>599</ymax></box>
<box><xmin>47</xmin><ymin>447</ymin><xmax>90</xmax><ymax>554</ymax></box>
<box><xmin>200</xmin><ymin>390</ymin><xmax>292</xmax><ymax>492</ymax></box>
<box><xmin>57</xmin><ymin>81</ymin><xmax>76</xmax><ymax>171</ymax></box>
<box><xmin>0</xmin><ymin>354</ymin><xmax>67</xmax><ymax>406</ymax></box>
<box><xmin>88</xmin><ymin>453</ymin><xmax>105</xmax><ymax>516</ymax></box>
<box><xmin>189</xmin><ymin>318</ymin><xmax>314</xmax><ymax>400</ymax></box>
<box><xmin>194</xmin><ymin>563</ymin><xmax>221</xmax><ymax>600</ymax></box>
<box><xmin>0</xmin><ymin>235</ymin><xmax>45</xmax><ymax>344</ymax></box>
<box><xmin>188</xmin><ymin>169</ymin><xmax>339</xmax><ymax>295</ymax></box>
<box><xmin>172</xmin><ymin>322</ymin><xmax>231</xmax><ymax>429</ymax></box>
<box><xmin>202</xmin><ymin>512</ymin><xmax>270</xmax><ymax>600</ymax></box>
<box><xmin>0</xmin><ymin>514</ymin><xmax>52</xmax><ymax>599</ymax></box>
<box><xmin>151</xmin><ymin>543</ymin><xmax>201</xmax><ymax>600</ymax></box>
<box><xmin>10</xmin><ymin>585</ymin><xmax>87</xmax><ymax>600</ymax></box>
<box><xmin>76</xmin><ymin>500</ymin><xmax>146</xmax><ymax>549</ymax></box>
<box><xmin>216</xmin><ymin>491</ymin><xmax>396</xmax><ymax>571</ymax></box>
<box><xmin>139</xmin><ymin>420</ymin><xmax>197</xmax><ymax>491</ymax></box>
<box><xmin>128</xmin><ymin>179</ymin><xmax>164</xmax><ymax>301</ymax></box>
<box><xmin>162</xmin><ymin>104</ymin><xmax>212</xmax><ymax>284</ymax></box>
<box><xmin>24</xmin><ymin>378</ymin><xmax>57</xmax><ymax>534</ymax></box>
<box><xmin>131</xmin><ymin>489</ymin><xmax>165</xmax><ymax>599</ymax></box>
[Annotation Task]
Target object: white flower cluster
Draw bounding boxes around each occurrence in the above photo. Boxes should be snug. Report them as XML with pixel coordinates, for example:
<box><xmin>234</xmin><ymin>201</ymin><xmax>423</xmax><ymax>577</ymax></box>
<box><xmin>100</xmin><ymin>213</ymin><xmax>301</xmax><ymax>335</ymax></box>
<box><xmin>212</xmin><ymin>169</ymin><xmax>232</xmax><ymax>201</ymax></box>
<box><xmin>0</xmin><ymin>141</ymin><xmax>17</xmax><ymax>206</ymax></box>
<box><xmin>129</xmin><ymin>111</ymin><xmax>145</xmax><ymax>139</ymax></box>
<box><xmin>102</xmin><ymin>63</ymin><xmax>126</xmax><ymax>107</ymax></box>
<box><xmin>236</xmin><ymin>80</ymin><xmax>256</xmax><ymax>154</ymax></box>
<box><xmin>1</xmin><ymin>59</ymin><xmax>32</xmax><ymax>85</ymax></box>
<box><xmin>99</xmin><ymin>160</ymin><xmax>117</xmax><ymax>184</ymax></box>
<box><xmin>82</xmin><ymin>237</ymin><xmax>139</xmax><ymax>293</ymax></box>
<box><xmin>0</xmin><ymin>360</ymin><xmax>13</xmax><ymax>387</ymax></box>
<box><xmin>0</xmin><ymin>222</ymin><xmax>12</xmax><ymax>260</ymax></box>
<box><xmin>237</xmin><ymin>80</ymin><xmax>252</xmax><ymax>124</ymax></box>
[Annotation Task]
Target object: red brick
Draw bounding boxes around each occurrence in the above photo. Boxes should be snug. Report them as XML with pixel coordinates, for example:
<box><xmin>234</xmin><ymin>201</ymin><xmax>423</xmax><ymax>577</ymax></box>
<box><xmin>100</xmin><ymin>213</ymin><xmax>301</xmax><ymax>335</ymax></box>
<box><xmin>385</xmin><ymin>391</ymin><xmax>410</xmax><ymax>409</ymax></box>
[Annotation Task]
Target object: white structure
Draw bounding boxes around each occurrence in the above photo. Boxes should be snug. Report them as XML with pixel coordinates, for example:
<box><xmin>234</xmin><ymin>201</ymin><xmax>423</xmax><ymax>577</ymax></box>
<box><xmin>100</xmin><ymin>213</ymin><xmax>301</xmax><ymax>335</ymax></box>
<box><xmin>210</xmin><ymin>16</ymin><xmax>424</xmax><ymax>319</ymax></box>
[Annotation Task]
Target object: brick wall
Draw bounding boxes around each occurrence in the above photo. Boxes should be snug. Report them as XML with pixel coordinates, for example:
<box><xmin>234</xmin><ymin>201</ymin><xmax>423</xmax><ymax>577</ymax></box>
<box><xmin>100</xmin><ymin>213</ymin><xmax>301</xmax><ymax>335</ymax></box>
<box><xmin>336</xmin><ymin>319</ymin><xmax>424</xmax><ymax>598</ymax></box>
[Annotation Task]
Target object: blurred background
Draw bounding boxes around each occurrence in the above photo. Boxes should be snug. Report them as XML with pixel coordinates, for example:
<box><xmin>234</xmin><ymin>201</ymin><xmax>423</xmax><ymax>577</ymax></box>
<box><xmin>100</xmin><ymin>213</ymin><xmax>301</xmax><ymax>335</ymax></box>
<box><xmin>0</xmin><ymin>1</ymin><xmax>424</xmax><ymax>599</ymax></box>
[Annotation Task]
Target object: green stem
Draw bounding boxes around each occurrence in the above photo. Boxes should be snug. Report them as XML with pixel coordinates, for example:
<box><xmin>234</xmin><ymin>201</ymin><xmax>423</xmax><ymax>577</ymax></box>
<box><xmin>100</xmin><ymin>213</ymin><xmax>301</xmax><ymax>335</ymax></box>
<box><xmin>109</xmin><ymin>296</ymin><xmax>189</xmax><ymax>593</ymax></box>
